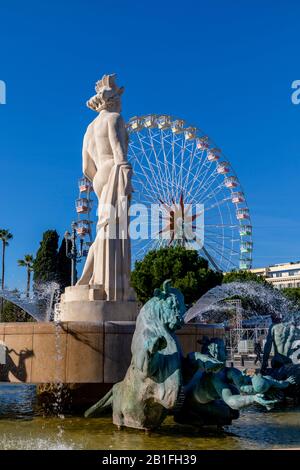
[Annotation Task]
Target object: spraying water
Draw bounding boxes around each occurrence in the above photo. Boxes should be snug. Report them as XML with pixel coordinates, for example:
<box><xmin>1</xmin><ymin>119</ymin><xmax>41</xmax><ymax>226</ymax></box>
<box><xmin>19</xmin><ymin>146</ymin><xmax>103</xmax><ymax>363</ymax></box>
<box><xmin>184</xmin><ymin>281</ymin><xmax>297</xmax><ymax>324</ymax></box>
<box><xmin>0</xmin><ymin>282</ymin><xmax>61</xmax><ymax>322</ymax></box>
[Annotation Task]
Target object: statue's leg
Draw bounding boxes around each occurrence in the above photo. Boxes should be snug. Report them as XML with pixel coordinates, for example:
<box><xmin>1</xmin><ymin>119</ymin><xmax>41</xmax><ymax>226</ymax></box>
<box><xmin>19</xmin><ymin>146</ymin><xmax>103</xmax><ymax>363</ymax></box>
<box><xmin>76</xmin><ymin>243</ymin><xmax>95</xmax><ymax>285</ymax></box>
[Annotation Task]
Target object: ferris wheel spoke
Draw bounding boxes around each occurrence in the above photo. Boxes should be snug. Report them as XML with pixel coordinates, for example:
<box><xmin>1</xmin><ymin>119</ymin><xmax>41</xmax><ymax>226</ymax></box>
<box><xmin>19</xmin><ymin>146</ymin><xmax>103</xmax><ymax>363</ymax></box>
<box><xmin>135</xmin><ymin>132</ymin><xmax>167</xmax><ymax>202</ymax></box>
<box><xmin>197</xmin><ymin>179</ymin><xmax>227</xmax><ymax>204</ymax></box>
<box><xmin>182</xmin><ymin>143</ymin><xmax>203</xmax><ymax>197</ymax></box>
<box><xmin>200</xmin><ymin>246</ymin><xmax>222</xmax><ymax>272</ymax></box>
<box><xmin>189</xmin><ymin>157</ymin><xmax>211</xmax><ymax>192</ymax></box>
<box><xmin>188</xmin><ymin>170</ymin><xmax>222</xmax><ymax>209</ymax></box>
<box><xmin>205</xmin><ymin>230</ymin><xmax>240</xmax><ymax>242</ymax></box>
<box><xmin>196</xmin><ymin>158</ymin><xmax>217</xmax><ymax>194</ymax></box>
<box><xmin>198</xmin><ymin>177</ymin><xmax>232</xmax><ymax>208</ymax></box>
<box><xmin>132</xmin><ymin>168</ymin><xmax>171</xmax><ymax>202</ymax></box>
<box><xmin>149</xmin><ymin>128</ymin><xmax>173</xmax><ymax>197</ymax></box>
<box><xmin>194</xmin><ymin>196</ymin><xmax>232</xmax><ymax>218</ymax></box>
<box><xmin>130</xmin><ymin>162</ymin><xmax>161</xmax><ymax>204</ymax></box>
<box><xmin>133</xmin><ymin>237</ymin><xmax>159</xmax><ymax>259</ymax></box>
<box><xmin>177</xmin><ymin>138</ymin><xmax>190</xmax><ymax>202</ymax></box>
<box><xmin>145</xmin><ymin>128</ymin><xmax>169</xmax><ymax>202</ymax></box>
<box><xmin>204</xmin><ymin>240</ymin><xmax>237</xmax><ymax>269</ymax></box>
<box><xmin>204</xmin><ymin>234</ymin><xmax>241</xmax><ymax>256</ymax></box>
<box><xmin>188</xmin><ymin>180</ymin><xmax>226</xmax><ymax>208</ymax></box>
<box><xmin>159</xmin><ymin>130</ymin><xmax>174</xmax><ymax>204</ymax></box>
<box><xmin>129</xmin><ymin>151</ymin><xmax>164</xmax><ymax>204</ymax></box>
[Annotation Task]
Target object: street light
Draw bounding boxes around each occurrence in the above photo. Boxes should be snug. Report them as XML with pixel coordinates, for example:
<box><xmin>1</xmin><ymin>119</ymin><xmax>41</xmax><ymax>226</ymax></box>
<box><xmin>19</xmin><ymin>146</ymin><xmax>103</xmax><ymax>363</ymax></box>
<box><xmin>64</xmin><ymin>222</ymin><xmax>84</xmax><ymax>286</ymax></box>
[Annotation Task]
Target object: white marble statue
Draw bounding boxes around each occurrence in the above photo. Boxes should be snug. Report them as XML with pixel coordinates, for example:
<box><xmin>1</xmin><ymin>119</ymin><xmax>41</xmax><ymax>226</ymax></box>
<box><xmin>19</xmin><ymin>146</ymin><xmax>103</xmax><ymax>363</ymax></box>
<box><xmin>77</xmin><ymin>74</ymin><xmax>133</xmax><ymax>301</ymax></box>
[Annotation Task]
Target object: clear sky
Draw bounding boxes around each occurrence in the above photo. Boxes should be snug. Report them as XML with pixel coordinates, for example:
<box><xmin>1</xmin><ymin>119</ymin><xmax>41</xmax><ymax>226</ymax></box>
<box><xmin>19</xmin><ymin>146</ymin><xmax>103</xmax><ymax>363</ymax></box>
<box><xmin>0</xmin><ymin>0</ymin><xmax>299</xmax><ymax>291</ymax></box>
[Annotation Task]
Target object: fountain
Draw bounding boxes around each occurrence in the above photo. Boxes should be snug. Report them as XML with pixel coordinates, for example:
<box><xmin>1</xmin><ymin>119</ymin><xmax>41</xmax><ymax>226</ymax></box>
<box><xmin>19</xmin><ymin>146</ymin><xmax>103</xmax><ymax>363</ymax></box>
<box><xmin>0</xmin><ymin>74</ymin><xmax>222</xmax><ymax>417</ymax></box>
<box><xmin>184</xmin><ymin>281</ymin><xmax>296</xmax><ymax>323</ymax></box>
<box><xmin>1</xmin><ymin>74</ymin><xmax>300</xmax><ymax>449</ymax></box>
<box><xmin>0</xmin><ymin>281</ymin><xmax>60</xmax><ymax>322</ymax></box>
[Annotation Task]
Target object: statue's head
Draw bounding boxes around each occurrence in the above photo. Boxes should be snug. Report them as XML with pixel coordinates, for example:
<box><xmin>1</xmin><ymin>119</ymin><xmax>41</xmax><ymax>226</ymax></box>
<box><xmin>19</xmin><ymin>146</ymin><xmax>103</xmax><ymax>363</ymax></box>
<box><xmin>201</xmin><ymin>336</ymin><xmax>227</xmax><ymax>363</ymax></box>
<box><xmin>87</xmin><ymin>74</ymin><xmax>124</xmax><ymax>113</ymax></box>
<box><xmin>148</xmin><ymin>280</ymin><xmax>186</xmax><ymax>332</ymax></box>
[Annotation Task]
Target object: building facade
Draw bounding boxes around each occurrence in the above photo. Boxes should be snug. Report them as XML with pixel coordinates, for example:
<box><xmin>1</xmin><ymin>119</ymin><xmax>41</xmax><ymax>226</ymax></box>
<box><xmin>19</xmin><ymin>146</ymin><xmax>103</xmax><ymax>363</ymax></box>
<box><xmin>250</xmin><ymin>262</ymin><xmax>300</xmax><ymax>289</ymax></box>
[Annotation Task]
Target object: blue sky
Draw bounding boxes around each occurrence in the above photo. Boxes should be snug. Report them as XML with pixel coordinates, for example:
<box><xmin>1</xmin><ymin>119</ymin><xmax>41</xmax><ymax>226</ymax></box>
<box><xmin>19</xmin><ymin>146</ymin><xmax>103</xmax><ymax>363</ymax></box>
<box><xmin>0</xmin><ymin>0</ymin><xmax>299</xmax><ymax>290</ymax></box>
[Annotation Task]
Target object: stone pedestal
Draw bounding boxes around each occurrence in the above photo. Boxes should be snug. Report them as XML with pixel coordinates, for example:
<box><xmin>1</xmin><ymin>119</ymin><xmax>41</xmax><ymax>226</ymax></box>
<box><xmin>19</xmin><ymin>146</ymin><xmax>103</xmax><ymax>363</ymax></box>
<box><xmin>58</xmin><ymin>285</ymin><xmax>139</xmax><ymax>322</ymax></box>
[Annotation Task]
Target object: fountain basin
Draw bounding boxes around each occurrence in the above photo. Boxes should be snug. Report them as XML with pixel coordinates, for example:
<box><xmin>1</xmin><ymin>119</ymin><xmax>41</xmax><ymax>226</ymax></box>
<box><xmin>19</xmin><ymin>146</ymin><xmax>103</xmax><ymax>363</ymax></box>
<box><xmin>0</xmin><ymin>321</ymin><xmax>224</xmax><ymax>409</ymax></box>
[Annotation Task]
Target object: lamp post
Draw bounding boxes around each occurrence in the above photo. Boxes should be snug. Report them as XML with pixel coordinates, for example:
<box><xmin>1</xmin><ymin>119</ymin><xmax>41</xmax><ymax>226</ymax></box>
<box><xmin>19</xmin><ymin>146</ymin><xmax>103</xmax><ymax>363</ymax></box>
<box><xmin>64</xmin><ymin>222</ymin><xmax>83</xmax><ymax>286</ymax></box>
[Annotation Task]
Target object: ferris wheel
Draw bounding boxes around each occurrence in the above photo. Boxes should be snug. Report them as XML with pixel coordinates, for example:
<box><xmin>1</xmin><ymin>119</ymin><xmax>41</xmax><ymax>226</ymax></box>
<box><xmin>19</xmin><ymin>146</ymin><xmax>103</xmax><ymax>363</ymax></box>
<box><xmin>126</xmin><ymin>114</ymin><xmax>253</xmax><ymax>272</ymax></box>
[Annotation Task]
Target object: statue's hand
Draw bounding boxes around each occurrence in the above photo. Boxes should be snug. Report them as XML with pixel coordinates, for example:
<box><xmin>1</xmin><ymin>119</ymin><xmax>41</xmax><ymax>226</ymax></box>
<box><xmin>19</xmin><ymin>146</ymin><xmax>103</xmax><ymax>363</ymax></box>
<box><xmin>254</xmin><ymin>394</ymin><xmax>278</xmax><ymax>410</ymax></box>
<box><xmin>240</xmin><ymin>385</ymin><xmax>254</xmax><ymax>394</ymax></box>
<box><xmin>192</xmin><ymin>352</ymin><xmax>224</xmax><ymax>373</ymax></box>
<box><xmin>287</xmin><ymin>375</ymin><xmax>296</xmax><ymax>385</ymax></box>
<box><xmin>145</xmin><ymin>335</ymin><xmax>167</xmax><ymax>355</ymax></box>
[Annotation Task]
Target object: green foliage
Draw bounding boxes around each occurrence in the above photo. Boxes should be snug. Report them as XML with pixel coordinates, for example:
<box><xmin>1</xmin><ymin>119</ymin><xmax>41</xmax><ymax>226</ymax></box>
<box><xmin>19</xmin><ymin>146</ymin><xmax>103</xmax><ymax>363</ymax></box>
<box><xmin>282</xmin><ymin>288</ymin><xmax>300</xmax><ymax>308</ymax></box>
<box><xmin>57</xmin><ymin>238</ymin><xmax>72</xmax><ymax>290</ymax></box>
<box><xmin>0</xmin><ymin>228</ymin><xmax>13</xmax><ymax>289</ymax></box>
<box><xmin>18</xmin><ymin>254</ymin><xmax>35</xmax><ymax>296</ymax></box>
<box><xmin>131</xmin><ymin>246</ymin><xmax>223</xmax><ymax>305</ymax></box>
<box><xmin>17</xmin><ymin>254</ymin><xmax>34</xmax><ymax>270</ymax></box>
<box><xmin>2</xmin><ymin>299</ymin><xmax>35</xmax><ymax>322</ymax></box>
<box><xmin>223</xmin><ymin>270</ymin><xmax>269</xmax><ymax>286</ymax></box>
<box><xmin>33</xmin><ymin>230</ymin><xmax>59</xmax><ymax>285</ymax></box>
<box><xmin>0</xmin><ymin>229</ymin><xmax>13</xmax><ymax>247</ymax></box>
<box><xmin>33</xmin><ymin>230</ymin><xmax>73</xmax><ymax>290</ymax></box>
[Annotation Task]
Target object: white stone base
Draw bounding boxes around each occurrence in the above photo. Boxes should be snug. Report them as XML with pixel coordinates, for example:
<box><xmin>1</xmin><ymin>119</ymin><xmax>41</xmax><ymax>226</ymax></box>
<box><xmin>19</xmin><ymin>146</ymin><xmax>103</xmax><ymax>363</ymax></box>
<box><xmin>58</xmin><ymin>285</ymin><xmax>139</xmax><ymax>322</ymax></box>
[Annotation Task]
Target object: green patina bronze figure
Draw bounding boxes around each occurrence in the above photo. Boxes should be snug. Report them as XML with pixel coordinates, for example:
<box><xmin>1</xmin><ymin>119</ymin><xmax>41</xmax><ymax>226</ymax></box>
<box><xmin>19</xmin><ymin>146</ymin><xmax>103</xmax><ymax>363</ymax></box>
<box><xmin>260</xmin><ymin>319</ymin><xmax>300</xmax><ymax>400</ymax></box>
<box><xmin>174</xmin><ymin>337</ymin><xmax>278</xmax><ymax>427</ymax></box>
<box><xmin>85</xmin><ymin>281</ymin><xmax>224</xmax><ymax>430</ymax></box>
<box><xmin>85</xmin><ymin>282</ymin><xmax>286</xmax><ymax>431</ymax></box>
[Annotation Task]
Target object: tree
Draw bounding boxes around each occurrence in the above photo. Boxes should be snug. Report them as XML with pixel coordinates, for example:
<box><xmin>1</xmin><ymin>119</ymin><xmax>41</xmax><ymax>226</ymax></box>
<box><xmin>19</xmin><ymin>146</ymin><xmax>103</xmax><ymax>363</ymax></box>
<box><xmin>33</xmin><ymin>230</ymin><xmax>59</xmax><ymax>286</ymax></box>
<box><xmin>223</xmin><ymin>270</ymin><xmax>269</xmax><ymax>286</ymax></box>
<box><xmin>57</xmin><ymin>238</ymin><xmax>72</xmax><ymax>290</ymax></box>
<box><xmin>282</xmin><ymin>288</ymin><xmax>300</xmax><ymax>308</ymax></box>
<box><xmin>130</xmin><ymin>246</ymin><xmax>223</xmax><ymax>305</ymax></box>
<box><xmin>2</xmin><ymin>299</ymin><xmax>35</xmax><ymax>322</ymax></box>
<box><xmin>0</xmin><ymin>229</ymin><xmax>13</xmax><ymax>320</ymax></box>
<box><xmin>18</xmin><ymin>254</ymin><xmax>35</xmax><ymax>297</ymax></box>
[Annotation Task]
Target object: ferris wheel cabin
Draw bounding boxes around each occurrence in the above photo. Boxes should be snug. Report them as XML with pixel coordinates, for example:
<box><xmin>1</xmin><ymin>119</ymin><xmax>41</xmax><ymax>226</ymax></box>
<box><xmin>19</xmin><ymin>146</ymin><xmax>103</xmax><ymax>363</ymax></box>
<box><xmin>171</xmin><ymin>120</ymin><xmax>185</xmax><ymax>134</ymax></box>
<box><xmin>217</xmin><ymin>161</ymin><xmax>230</xmax><ymax>174</ymax></box>
<box><xmin>241</xmin><ymin>241</ymin><xmax>253</xmax><ymax>253</ymax></box>
<box><xmin>76</xmin><ymin>220</ymin><xmax>92</xmax><ymax>236</ymax></box>
<box><xmin>144</xmin><ymin>115</ymin><xmax>157</xmax><ymax>128</ymax></box>
<box><xmin>157</xmin><ymin>115</ymin><xmax>171</xmax><ymax>129</ymax></box>
<box><xmin>207</xmin><ymin>148</ymin><xmax>221</xmax><ymax>161</ymax></box>
<box><xmin>184</xmin><ymin>127</ymin><xmax>196</xmax><ymax>140</ymax></box>
<box><xmin>236</xmin><ymin>208</ymin><xmax>250</xmax><ymax>220</ymax></box>
<box><xmin>224</xmin><ymin>176</ymin><xmax>238</xmax><ymax>188</ymax></box>
<box><xmin>231</xmin><ymin>191</ymin><xmax>245</xmax><ymax>203</ymax></box>
<box><xmin>239</xmin><ymin>225</ymin><xmax>252</xmax><ymax>236</ymax></box>
<box><xmin>76</xmin><ymin>198</ymin><xmax>92</xmax><ymax>214</ymax></box>
<box><xmin>79</xmin><ymin>177</ymin><xmax>93</xmax><ymax>193</ymax></box>
<box><xmin>196</xmin><ymin>137</ymin><xmax>209</xmax><ymax>150</ymax></box>
<box><xmin>239</xmin><ymin>259</ymin><xmax>252</xmax><ymax>270</ymax></box>
<box><xmin>129</xmin><ymin>117</ymin><xmax>143</xmax><ymax>132</ymax></box>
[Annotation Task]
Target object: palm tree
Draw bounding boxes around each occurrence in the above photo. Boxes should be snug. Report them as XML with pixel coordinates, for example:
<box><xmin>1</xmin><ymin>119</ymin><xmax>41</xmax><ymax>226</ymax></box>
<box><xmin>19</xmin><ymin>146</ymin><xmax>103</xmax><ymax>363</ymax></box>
<box><xmin>0</xmin><ymin>229</ymin><xmax>13</xmax><ymax>319</ymax></box>
<box><xmin>18</xmin><ymin>254</ymin><xmax>34</xmax><ymax>297</ymax></box>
